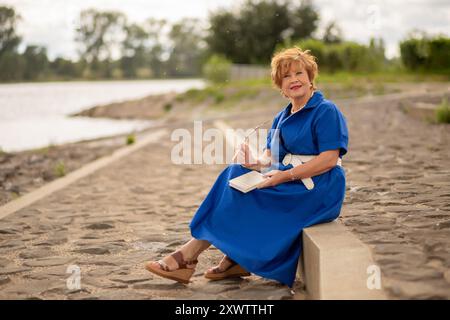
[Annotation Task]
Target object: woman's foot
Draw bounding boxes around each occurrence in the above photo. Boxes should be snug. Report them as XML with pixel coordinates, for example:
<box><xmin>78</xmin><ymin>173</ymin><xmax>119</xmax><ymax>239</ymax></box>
<box><xmin>145</xmin><ymin>250</ymin><xmax>198</xmax><ymax>284</ymax></box>
<box><xmin>204</xmin><ymin>255</ymin><xmax>251</xmax><ymax>280</ymax></box>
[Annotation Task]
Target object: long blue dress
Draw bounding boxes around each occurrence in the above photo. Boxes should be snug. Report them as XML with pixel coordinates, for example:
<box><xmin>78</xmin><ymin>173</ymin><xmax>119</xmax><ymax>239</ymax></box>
<box><xmin>189</xmin><ymin>91</ymin><xmax>349</xmax><ymax>288</ymax></box>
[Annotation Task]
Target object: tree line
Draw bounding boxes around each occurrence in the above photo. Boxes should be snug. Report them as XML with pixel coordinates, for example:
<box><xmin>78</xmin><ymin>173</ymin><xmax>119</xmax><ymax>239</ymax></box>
<box><xmin>0</xmin><ymin>1</ymin><xmax>448</xmax><ymax>83</ymax></box>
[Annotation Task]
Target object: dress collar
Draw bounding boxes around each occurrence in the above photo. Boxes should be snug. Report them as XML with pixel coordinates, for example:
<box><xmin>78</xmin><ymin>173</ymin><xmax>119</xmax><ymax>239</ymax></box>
<box><xmin>284</xmin><ymin>90</ymin><xmax>324</xmax><ymax>115</ymax></box>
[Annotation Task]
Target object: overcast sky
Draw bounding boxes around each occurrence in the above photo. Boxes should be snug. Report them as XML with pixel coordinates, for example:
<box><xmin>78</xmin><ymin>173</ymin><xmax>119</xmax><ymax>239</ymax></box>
<box><xmin>1</xmin><ymin>0</ymin><xmax>449</xmax><ymax>60</ymax></box>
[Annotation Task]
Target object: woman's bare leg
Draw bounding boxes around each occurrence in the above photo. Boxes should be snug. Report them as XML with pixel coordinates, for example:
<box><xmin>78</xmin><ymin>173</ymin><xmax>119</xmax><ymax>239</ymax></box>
<box><xmin>148</xmin><ymin>238</ymin><xmax>210</xmax><ymax>270</ymax></box>
<box><xmin>179</xmin><ymin>238</ymin><xmax>211</xmax><ymax>260</ymax></box>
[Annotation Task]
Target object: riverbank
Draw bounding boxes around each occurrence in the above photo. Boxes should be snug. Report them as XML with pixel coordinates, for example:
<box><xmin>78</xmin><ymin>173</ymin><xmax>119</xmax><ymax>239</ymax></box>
<box><xmin>0</xmin><ymin>134</ymin><xmax>133</xmax><ymax>206</ymax></box>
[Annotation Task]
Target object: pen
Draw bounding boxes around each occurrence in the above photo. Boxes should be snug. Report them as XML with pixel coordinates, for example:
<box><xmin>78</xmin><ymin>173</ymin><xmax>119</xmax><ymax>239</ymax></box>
<box><xmin>232</xmin><ymin>119</ymin><xmax>271</xmax><ymax>162</ymax></box>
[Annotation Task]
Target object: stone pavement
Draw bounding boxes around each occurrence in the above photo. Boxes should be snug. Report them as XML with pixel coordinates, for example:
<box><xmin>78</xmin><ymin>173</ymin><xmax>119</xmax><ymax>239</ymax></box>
<box><xmin>1</xmin><ymin>87</ymin><xmax>449</xmax><ymax>300</ymax></box>
<box><xmin>0</xmin><ymin>122</ymin><xmax>301</xmax><ymax>300</ymax></box>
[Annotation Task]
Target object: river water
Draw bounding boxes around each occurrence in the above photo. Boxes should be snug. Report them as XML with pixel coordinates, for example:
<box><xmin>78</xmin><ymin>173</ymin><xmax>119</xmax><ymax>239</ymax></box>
<box><xmin>0</xmin><ymin>79</ymin><xmax>205</xmax><ymax>152</ymax></box>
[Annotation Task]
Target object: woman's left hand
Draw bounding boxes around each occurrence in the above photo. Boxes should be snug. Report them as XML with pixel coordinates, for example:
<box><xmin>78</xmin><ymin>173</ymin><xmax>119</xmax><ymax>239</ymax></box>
<box><xmin>256</xmin><ymin>170</ymin><xmax>288</xmax><ymax>189</ymax></box>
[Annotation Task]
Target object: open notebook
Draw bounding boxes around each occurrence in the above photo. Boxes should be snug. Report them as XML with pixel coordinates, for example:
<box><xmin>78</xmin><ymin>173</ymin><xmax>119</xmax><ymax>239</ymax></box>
<box><xmin>229</xmin><ymin>170</ymin><xmax>267</xmax><ymax>193</ymax></box>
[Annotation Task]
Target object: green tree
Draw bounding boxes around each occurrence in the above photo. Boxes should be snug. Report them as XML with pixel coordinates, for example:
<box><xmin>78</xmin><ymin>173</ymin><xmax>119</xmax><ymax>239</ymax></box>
<box><xmin>120</xmin><ymin>18</ymin><xmax>167</xmax><ymax>78</ymax></box>
<box><xmin>166</xmin><ymin>18</ymin><xmax>208</xmax><ymax>77</ymax></box>
<box><xmin>288</xmin><ymin>0</ymin><xmax>319</xmax><ymax>40</ymax></box>
<box><xmin>50</xmin><ymin>57</ymin><xmax>83</xmax><ymax>79</ymax></box>
<box><xmin>289</xmin><ymin>38</ymin><xmax>386</xmax><ymax>73</ymax></box>
<box><xmin>120</xmin><ymin>23</ymin><xmax>149</xmax><ymax>78</ymax></box>
<box><xmin>202</xmin><ymin>54</ymin><xmax>231</xmax><ymax>84</ymax></box>
<box><xmin>23</xmin><ymin>45</ymin><xmax>49</xmax><ymax>80</ymax></box>
<box><xmin>238</xmin><ymin>0</ymin><xmax>290</xmax><ymax>64</ymax></box>
<box><xmin>0</xmin><ymin>6</ymin><xmax>21</xmax><ymax>56</ymax></box>
<box><xmin>75</xmin><ymin>9</ymin><xmax>127</xmax><ymax>77</ymax></box>
<box><xmin>207</xmin><ymin>0</ymin><xmax>319</xmax><ymax>64</ymax></box>
<box><xmin>400</xmin><ymin>34</ymin><xmax>450</xmax><ymax>71</ymax></box>
<box><xmin>144</xmin><ymin>18</ymin><xmax>167</xmax><ymax>78</ymax></box>
<box><xmin>0</xmin><ymin>6</ymin><xmax>24</xmax><ymax>81</ymax></box>
<box><xmin>323</xmin><ymin>21</ymin><xmax>343</xmax><ymax>44</ymax></box>
<box><xmin>205</xmin><ymin>12</ymin><xmax>240</xmax><ymax>63</ymax></box>
<box><xmin>0</xmin><ymin>51</ymin><xmax>25</xmax><ymax>81</ymax></box>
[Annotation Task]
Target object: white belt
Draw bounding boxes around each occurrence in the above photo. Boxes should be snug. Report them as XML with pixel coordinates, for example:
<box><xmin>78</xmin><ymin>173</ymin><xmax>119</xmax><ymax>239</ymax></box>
<box><xmin>281</xmin><ymin>153</ymin><xmax>342</xmax><ymax>190</ymax></box>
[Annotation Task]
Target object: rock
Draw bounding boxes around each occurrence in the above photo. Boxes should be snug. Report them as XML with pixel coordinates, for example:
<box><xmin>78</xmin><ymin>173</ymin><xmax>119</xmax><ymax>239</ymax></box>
<box><xmin>0</xmin><ymin>257</ymin><xmax>13</xmax><ymax>267</ymax></box>
<box><xmin>110</xmin><ymin>275</ymin><xmax>150</xmax><ymax>284</ymax></box>
<box><xmin>81</xmin><ymin>277</ymin><xmax>116</xmax><ymax>289</ymax></box>
<box><xmin>28</xmin><ymin>154</ymin><xmax>44</xmax><ymax>164</ymax></box>
<box><xmin>2</xmin><ymin>280</ymin><xmax>82</xmax><ymax>297</ymax></box>
<box><xmin>434</xmin><ymin>220</ymin><xmax>450</xmax><ymax>230</ymax></box>
<box><xmin>386</xmin><ymin>279</ymin><xmax>450</xmax><ymax>299</ymax></box>
<box><xmin>193</xmin><ymin>282</ymin><xmax>241</xmax><ymax>295</ymax></box>
<box><xmin>78</xmin><ymin>259</ymin><xmax>117</xmax><ymax>267</ymax></box>
<box><xmin>0</xmin><ymin>227</ymin><xmax>20</xmax><ymax>235</ymax></box>
<box><xmin>0</xmin><ymin>266</ymin><xmax>32</xmax><ymax>275</ymax></box>
<box><xmin>86</xmin><ymin>223</ymin><xmax>114</xmax><ymax>230</ymax></box>
<box><xmin>373</xmin><ymin>244</ymin><xmax>420</xmax><ymax>255</ymax></box>
<box><xmin>131</xmin><ymin>241</ymin><xmax>167</xmax><ymax>252</ymax></box>
<box><xmin>42</xmin><ymin>284</ymin><xmax>75</xmax><ymax>296</ymax></box>
<box><xmin>23</xmin><ymin>256</ymin><xmax>76</xmax><ymax>267</ymax></box>
<box><xmin>130</xmin><ymin>186</ymin><xmax>151</xmax><ymax>194</ymax></box>
<box><xmin>103</xmin><ymin>283</ymin><xmax>128</xmax><ymax>289</ymax></box>
<box><xmin>0</xmin><ymin>240</ymin><xmax>25</xmax><ymax>249</ymax></box>
<box><xmin>42</xmin><ymin>170</ymin><xmax>55</xmax><ymax>181</ymax></box>
<box><xmin>94</xmin><ymin>289</ymin><xmax>149</xmax><ymax>300</ymax></box>
<box><xmin>384</xmin><ymin>267</ymin><xmax>443</xmax><ymax>282</ymax></box>
<box><xmin>139</xmin><ymin>234</ymin><xmax>168</xmax><ymax>242</ymax></box>
<box><xmin>34</xmin><ymin>237</ymin><xmax>68</xmax><ymax>246</ymax></box>
<box><xmin>0</xmin><ymin>276</ymin><xmax>11</xmax><ymax>285</ymax></box>
<box><xmin>5</xmin><ymin>184</ymin><xmax>20</xmax><ymax>193</ymax></box>
<box><xmin>444</xmin><ymin>270</ymin><xmax>450</xmax><ymax>284</ymax></box>
<box><xmin>132</xmin><ymin>281</ymin><xmax>185</xmax><ymax>290</ymax></box>
<box><xmin>19</xmin><ymin>248</ymin><xmax>56</xmax><ymax>259</ymax></box>
<box><xmin>74</xmin><ymin>247</ymin><xmax>110</xmax><ymax>255</ymax></box>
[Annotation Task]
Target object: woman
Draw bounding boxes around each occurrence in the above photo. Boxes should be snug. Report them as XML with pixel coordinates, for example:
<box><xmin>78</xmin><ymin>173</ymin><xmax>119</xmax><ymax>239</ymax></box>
<box><xmin>145</xmin><ymin>46</ymin><xmax>349</xmax><ymax>288</ymax></box>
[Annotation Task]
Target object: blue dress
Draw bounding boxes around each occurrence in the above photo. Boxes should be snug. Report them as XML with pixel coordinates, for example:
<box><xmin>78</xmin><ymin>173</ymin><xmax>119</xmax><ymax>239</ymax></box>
<box><xmin>189</xmin><ymin>91</ymin><xmax>349</xmax><ymax>288</ymax></box>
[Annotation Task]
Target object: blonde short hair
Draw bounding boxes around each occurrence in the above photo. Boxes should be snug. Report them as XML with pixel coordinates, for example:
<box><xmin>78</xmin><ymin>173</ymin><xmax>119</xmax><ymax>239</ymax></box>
<box><xmin>270</xmin><ymin>46</ymin><xmax>318</xmax><ymax>93</ymax></box>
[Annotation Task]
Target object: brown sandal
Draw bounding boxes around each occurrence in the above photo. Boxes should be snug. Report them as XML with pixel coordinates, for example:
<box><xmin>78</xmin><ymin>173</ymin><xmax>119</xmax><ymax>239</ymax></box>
<box><xmin>145</xmin><ymin>251</ymin><xmax>198</xmax><ymax>284</ymax></box>
<box><xmin>204</xmin><ymin>256</ymin><xmax>251</xmax><ymax>280</ymax></box>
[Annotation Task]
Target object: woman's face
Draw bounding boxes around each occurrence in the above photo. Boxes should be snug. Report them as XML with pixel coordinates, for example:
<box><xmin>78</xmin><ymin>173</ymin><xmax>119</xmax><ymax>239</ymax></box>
<box><xmin>280</xmin><ymin>61</ymin><xmax>312</xmax><ymax>100</ymax></box>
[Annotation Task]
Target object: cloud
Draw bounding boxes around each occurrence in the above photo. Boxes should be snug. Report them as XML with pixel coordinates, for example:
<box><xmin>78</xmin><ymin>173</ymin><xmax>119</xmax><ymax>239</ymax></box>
<box><xmin>1</xmin><ymin>0</ymin><xmax>449</xmax><ymax>60</ymax></box>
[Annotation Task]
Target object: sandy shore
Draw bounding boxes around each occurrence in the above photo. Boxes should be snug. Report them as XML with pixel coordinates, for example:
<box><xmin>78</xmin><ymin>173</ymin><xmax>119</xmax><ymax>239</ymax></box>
<box><xmin>0</xmin><ymin>82</ymin><xmax>449</xmax><ymax>299</ymax></box>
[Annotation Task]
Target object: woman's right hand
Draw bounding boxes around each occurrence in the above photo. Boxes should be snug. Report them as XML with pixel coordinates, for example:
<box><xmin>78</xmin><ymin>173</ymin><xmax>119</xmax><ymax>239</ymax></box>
<box><xmin>235</xmin><ymin>142</ymin><xmax>271</xmax><ymax>171</ymax></box>
<box><xmin>233</xmin><ymin>142</ymin><xmax>257</xmax><ymax>169</ymax></box>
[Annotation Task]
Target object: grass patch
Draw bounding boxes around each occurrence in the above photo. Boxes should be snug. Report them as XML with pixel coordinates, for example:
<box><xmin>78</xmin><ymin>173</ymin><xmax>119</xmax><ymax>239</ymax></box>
<box><xmin>163</xmin><ymin>103</ymin><xmax>173</xmax><ymax>112</ymax></box>
<box><xmin>436</xmin><ymin>98</ymin><xmax>450</xmax><ymax>124</ymax></box>
<box><xmin>317</xmin><ymin>70</ymin><xmax>450</xmax><ymax>84</ymax></box>
<box><xmin>54</xmin><ymin>161</ymin><xmax>66</xmax><ymax>177</ymax></box>
<box><xmin>126</xmin><ymin>134</ymin><xmax>136</xmax><ymax>145</ymax></box>
<box><xmin>175</xmin><ymin>78</ymin><xmax>272</xmax><ymax>105</ymax></box>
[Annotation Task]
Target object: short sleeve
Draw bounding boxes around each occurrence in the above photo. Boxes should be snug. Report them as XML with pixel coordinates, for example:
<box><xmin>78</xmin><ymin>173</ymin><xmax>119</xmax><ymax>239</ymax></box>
<box><xmin>313</xmin><ymin>104</ymin><xmax>349</xmax><ymax>157</ymax></box>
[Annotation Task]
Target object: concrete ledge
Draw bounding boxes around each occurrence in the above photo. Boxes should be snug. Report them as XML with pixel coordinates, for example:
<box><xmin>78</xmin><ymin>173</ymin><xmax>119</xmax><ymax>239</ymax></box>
<box><xmin>0</xmin><ymin>129</ymin><xmax>167</xmax><ymax>220</ymax></box>
<box><xmin>297</xmin><ymin>220</ymin><xmax>386</xmax><ymax>299</ymax></box>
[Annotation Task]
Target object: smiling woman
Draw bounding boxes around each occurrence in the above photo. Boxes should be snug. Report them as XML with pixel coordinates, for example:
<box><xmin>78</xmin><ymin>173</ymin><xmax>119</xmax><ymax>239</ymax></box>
<box><xmin>271</xmin><ymin>48</ymin><xmax>318</xmax><ymax>114</ymax></box>
<box><xmin>145</xmin><ymin>46</ymin><xmax>349</xmax><ymax>289</ymax></box>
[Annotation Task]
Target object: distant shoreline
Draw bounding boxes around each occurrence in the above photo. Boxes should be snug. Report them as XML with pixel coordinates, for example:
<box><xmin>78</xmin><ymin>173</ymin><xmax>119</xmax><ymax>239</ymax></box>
<box><xmin>0</xmin><ymin>77</ymin><xmax>204</xmax><ymax>86</ymax></box>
